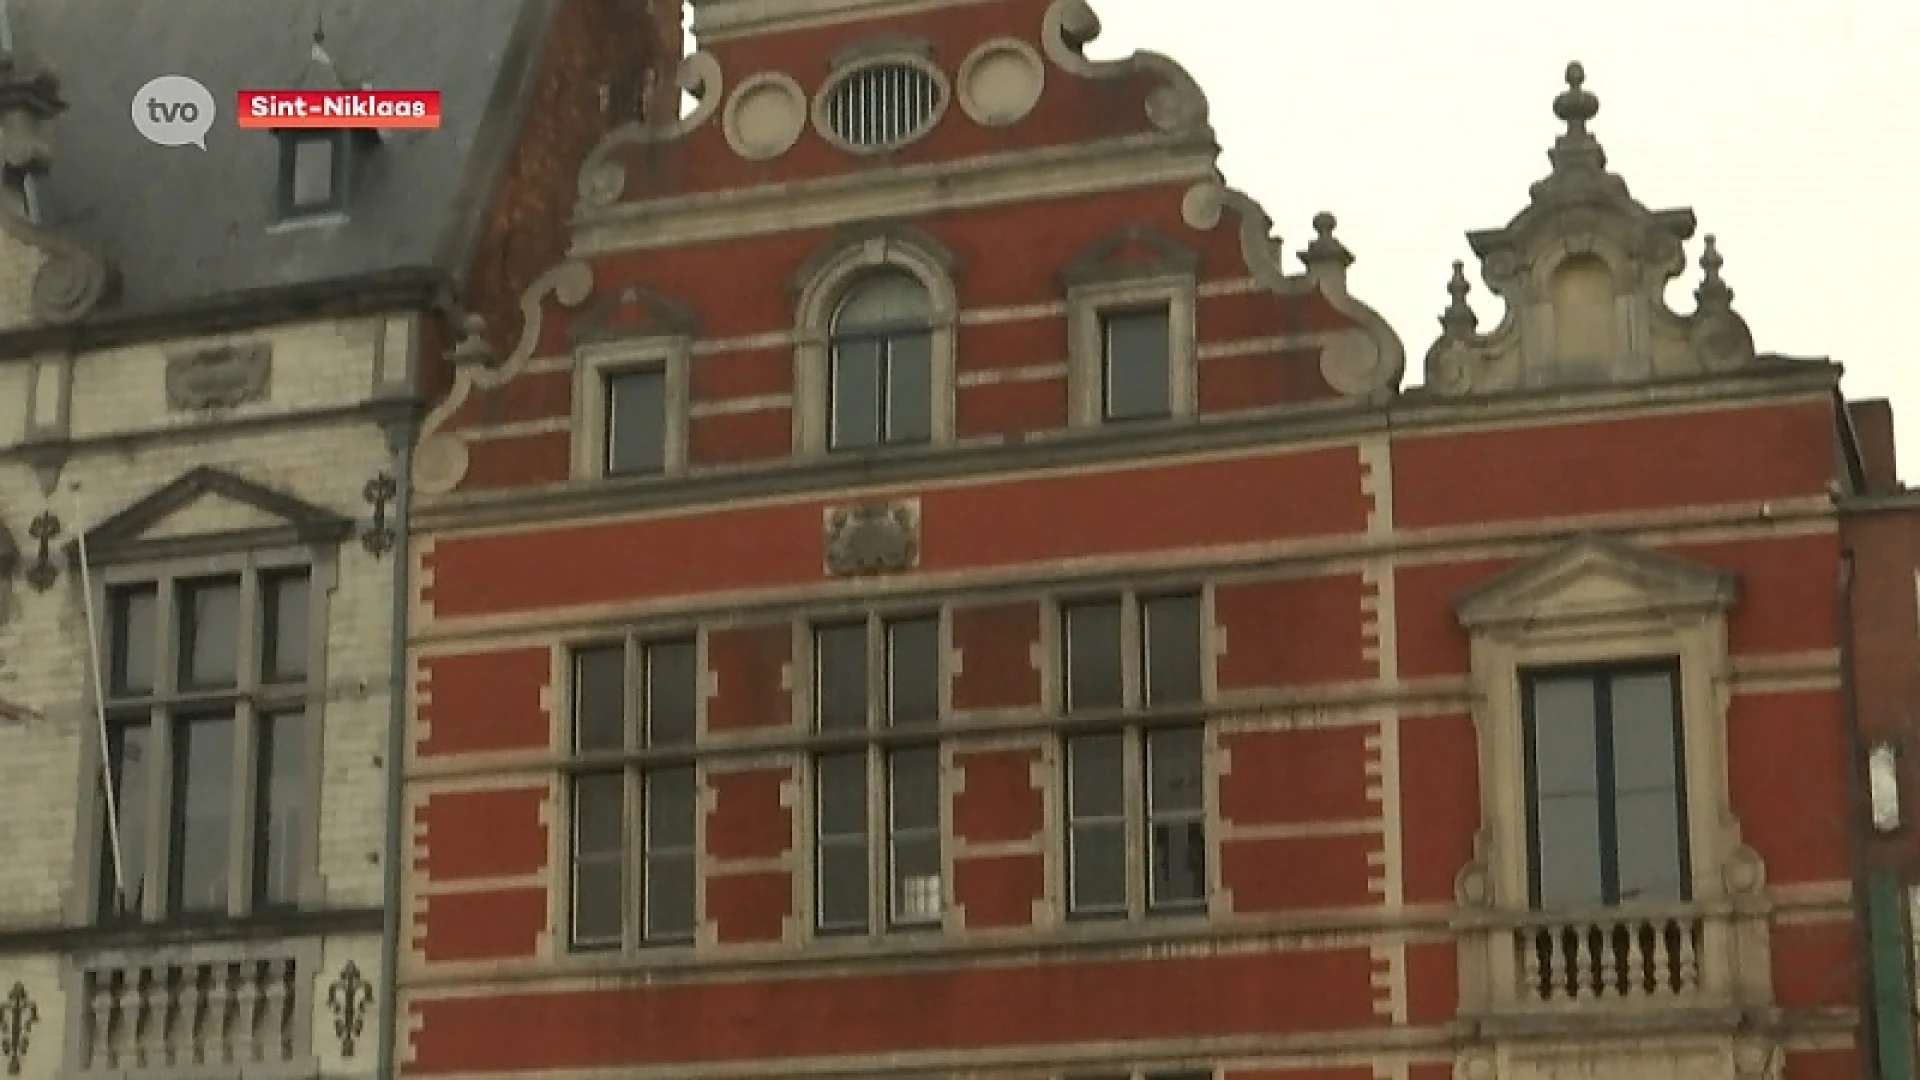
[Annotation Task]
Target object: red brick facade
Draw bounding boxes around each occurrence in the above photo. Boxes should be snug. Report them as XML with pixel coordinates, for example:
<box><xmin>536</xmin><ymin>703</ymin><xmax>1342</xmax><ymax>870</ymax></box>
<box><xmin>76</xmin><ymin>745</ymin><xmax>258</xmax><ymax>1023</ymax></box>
<box><xmin>401</xmin><ymin>4</ymin><xmax>1879</xmax><ymax>1078</ymax></box>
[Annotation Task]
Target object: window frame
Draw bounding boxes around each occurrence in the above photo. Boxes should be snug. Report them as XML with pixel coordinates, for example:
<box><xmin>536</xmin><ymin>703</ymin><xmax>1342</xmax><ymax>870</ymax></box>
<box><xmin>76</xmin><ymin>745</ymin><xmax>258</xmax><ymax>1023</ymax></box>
<box><xmin>275</xmin><ymin>130</ymin><xmax>351</xmax><ymax>219</ymax></box>
<box><xmin>77</xmin><ymin>546</ymin><xmax>332</xmax><ymax>925</ymax></box>
<box><xmin>1056</xmin><ymin>588</ymin><xmax>1215</xmax><ymax>921</ymax></box>
<box><xmin>1067</xmin><ymin>273</ymin><xmax>1197</xmax><ymax>428</ymax></box>
<box><xmin>572</xmin><ymin>339</ymin><xmax>692</xmax><ymax>481</ymax></box>
<box><xmin>792</xmin><ymin>229</ymin><xmax>959</xmax><ymax>458</ymax></box>
<box><xmin>1518</xmin><ymin>659</ymin><xmax>1691</xmax><ymax>910</ymax></box>
<box><xmin>805</xmin><ymin>608</ymin><xmax>950</xmax><ymax>938</ymax></box>
<box><xmin>559</xmin><ymin>633</ymin><xmax>706</xmax><ymax>954</ymax></box>
<box><xmin>826</xmin><ymin>272</ymin><xmax>936</xmax><ymax>452</ymax></box>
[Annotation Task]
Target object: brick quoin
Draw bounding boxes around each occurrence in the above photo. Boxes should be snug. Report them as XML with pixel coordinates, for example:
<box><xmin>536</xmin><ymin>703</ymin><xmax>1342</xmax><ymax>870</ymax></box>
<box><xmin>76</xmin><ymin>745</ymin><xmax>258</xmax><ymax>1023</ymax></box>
<box><xmin>416</xmin><ymin>888</ymin><xmax>548</xmax><ymax>964</ymax></box>
<box><xmin>1220</xmin><ymin>833</ymin><xmax>1384</xmax><ymax>913</ymax></box>
<box><xmin>416</xmin><ymin>648</ymin><xmax>552</xmax><ymax>756</ymax></box>
<box><xmin>705</xmin><ymin>769</ymin><xmax>793</xmax><ymax>861</ymax></box>
<box><xmin>415</xmin><ymin>788</ymin><xmax>549</xmax><ymax>882</ymax></box>
<box><xmin>705</xmin><ymin>624</ymin><xmax>795</xmax><ymax>734</ymax></box>
<box><xmin>1215</xmin><ymin>574</ymin><xmax>1374</xmax><ymax>690</ymax></box>
<box><xmin>1219</xmin><ymin>727</ymin><xmax>1381</xmax><ymax>826</ymax></box>
<box><xmin>705</xmin><ymin>871</ymin><xmax>792</xmax><ymax>944</ymax></box>
<box><xmin>953</xmin><ymin>855</ymin><xmax>1044</xmax><ymax>929</ymax></box>
<box><xmin>952</xmin><ymin>749</ymin><xmax>1043</xmax><ymax>843</ymax></box>
<box><xmin>405</xmin><ymin>949</ymin><xmax>1388</xmax><ymax>1073</ymax></box>
<box><xmin>950</xmin><ymin>603</ymin><xmax>1044</xmax><ymax>712</ymax></box>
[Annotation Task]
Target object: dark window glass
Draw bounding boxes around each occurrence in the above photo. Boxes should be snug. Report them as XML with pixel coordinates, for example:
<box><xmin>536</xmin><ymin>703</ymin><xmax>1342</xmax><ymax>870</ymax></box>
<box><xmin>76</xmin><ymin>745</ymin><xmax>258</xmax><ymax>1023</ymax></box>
<box><xmin>815</xmin><ymin>624</ymin><xmax>868</xmax><ymax>731</ymax></box>
<box><xmin>571</xmin><ymin>773</ymin><xmax>625</xmax><ymax>947</ymax></box>
<box><xmin>830</xmin><ymin>339</ymin><xmax>884</xmax><ymax>449</ymax></box>
<box><xmin>168</xmin><ymin>714</ymin><xmax>234</xmax><ymax>913</ymax></box>
<box><xmin>643</xmin><ymin>767</ymin><xmax>697</xmax><ymax>941</ymax></box>
<box><xmin>1064</xmin><ymin>601</ymin><xmax>1123</xmax><ymax>711</ymax></box>
<box><xmin>1146</xmin><ymin>727</ymin><xmax>1207</xmax><ymax>909</ymax></box>
<box><xmin>252</xmin><ymin>711</ymin><xmax>305</xmax><ymax>907</ymax></box>
<box><xmin>261</xmin><ymin>572</ymin><xmax>310</xmax><ymax>683</ymax></box>
<box><xmin>289</xmin><ymin>135</ymin><xmax>336</xmax><ymax>209</ymax></box>
<box><xmin>572</xmin><ymin>647</ymin><xmax>626</xmax><ymax>753</ymax></box>
<box><xmin>885</xmin><ymin>616</ymin><xmax>940</xmax><ymax>727</ymax></box>
<box><xmin>830</xmin><ymin>272</ymin><xmax>933</xmax><ymax>450</ymax></box>
<box><xmin>1524</xmin><ymin>666</ymin><xmax>1687</xmax><ymax>909</ymax></box>
<box><xmin>886</xmin><ymin>332</ymin><xmax>933</xmax><ymax>442</ymax></box>
<box><xmin>1102</xmin><ymin>306</ymin><xmax>1171</xmax><ymax>420</ymax></box>
<box><xmin>888</xmin><ymin>747</ymin><xmax>941</xmax><ymax>925</ymax></box>
<box><xmin>816</xmin><ymin>752</ymin><xmax>869</xmax><ymax>932</ymax></box>
<box><xmin>99</xmin><ymin>724</ymin><xmax>152</xmax><ymax>920</ymax></box>
<box><xmin>645</xmin><ymin>639</ymin><xmax>698</xmax><ymax>747</ymax></box>
<box><xmin>177</xmin><ymin>577</ymin><xmax>241</xmax><ymax>689</ymax></box>
<box><xmin>1066</xmin><ymin>734</ymin><xmax>1126</xmax><ymax>914</ymax></box>
<box><xmin>108</xmin><ymin>586</ymin><xmax>157</xmax><ymax>696</ymax></box>
<box><xmin>1143</xmin><ymin>593</ymin><xmax>1202</xmax><ymax>706</ymax></box>
<box><xmin>606</xmin><ymin>370</ymin><xmax>667</xmax><ymax>475</ymax></box>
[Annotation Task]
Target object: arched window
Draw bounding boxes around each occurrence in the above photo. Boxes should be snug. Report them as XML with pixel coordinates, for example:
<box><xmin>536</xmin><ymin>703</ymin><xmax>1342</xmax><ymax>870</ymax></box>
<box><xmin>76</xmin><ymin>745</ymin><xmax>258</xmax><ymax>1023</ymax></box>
<box><xmin>829</xmin><ymin>272</ymin><xmax>933</xmax><ymax>450</ymax></box>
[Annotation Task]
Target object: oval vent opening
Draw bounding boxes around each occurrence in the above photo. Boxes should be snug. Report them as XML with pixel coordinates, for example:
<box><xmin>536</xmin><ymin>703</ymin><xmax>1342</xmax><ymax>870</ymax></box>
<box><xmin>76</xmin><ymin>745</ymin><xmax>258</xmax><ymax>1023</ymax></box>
<box><xmin>823</xmin><ymin>62</ymin><xmax>944</xmax><ymax>150</ymax></box>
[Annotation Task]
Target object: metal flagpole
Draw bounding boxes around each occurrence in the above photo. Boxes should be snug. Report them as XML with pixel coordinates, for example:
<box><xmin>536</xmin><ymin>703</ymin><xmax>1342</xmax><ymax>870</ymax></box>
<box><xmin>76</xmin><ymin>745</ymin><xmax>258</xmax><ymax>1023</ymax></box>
<box><xmin>71</xmin><ymin>484</ymin><xmax>128</xmax><ymax>911</ymax></box>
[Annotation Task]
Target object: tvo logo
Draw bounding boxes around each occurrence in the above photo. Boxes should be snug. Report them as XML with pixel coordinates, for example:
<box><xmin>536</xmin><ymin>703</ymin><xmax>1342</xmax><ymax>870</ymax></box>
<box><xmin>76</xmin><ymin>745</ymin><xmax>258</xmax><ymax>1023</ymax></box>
<box><xmin>131</xmin><ymin>75</ymin><xmax>215</xmax><ymax>150</ymax></box>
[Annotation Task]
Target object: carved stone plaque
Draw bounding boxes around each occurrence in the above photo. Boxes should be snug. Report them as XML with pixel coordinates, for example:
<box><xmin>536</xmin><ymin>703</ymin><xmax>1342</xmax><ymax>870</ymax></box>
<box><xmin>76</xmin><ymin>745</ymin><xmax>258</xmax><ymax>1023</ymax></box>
<box><xmin>165</xmin><ymin>343</ymin><xmax>271</xmax><ymax>410</ymax></box>
<box><xmin>823</xmin><ymin>500</ymin><xmax>919</xmax><ymax>577</ymax></box>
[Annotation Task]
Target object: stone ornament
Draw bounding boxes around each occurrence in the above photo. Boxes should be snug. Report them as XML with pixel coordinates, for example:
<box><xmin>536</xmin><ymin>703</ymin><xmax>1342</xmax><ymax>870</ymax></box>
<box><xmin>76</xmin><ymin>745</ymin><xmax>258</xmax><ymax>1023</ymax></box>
<box><xmin>823</xmin><ymin>500</ymin><xmax>920</xmax><ymax>577</ymax></box>
<box><xmin>577</xmin><ymin>51</ymin><xmax>724</xmax><ymax>208</ymax></box>
<box><xmin>1040</xmin><ymin>0</ymin><xmax>1209</xmax><ymax>136</ymax></box>
<box><xmin>957</xmin><ymin>38</ymin><xmax>1045</xmax><ymax>128</ymax></box>
<box><xmin>326</xmin><ymin>960</ymin><xmax>373</xmax><ymax>1058</ymax></box>
<box><xmin>0</xmin><ymin>981</ymin><xmax>36</xmax><ymax>1075</ymax></box>
<box><xmin>164</xmin><ymin>342</ymin><xmax>272</xmax><ymax>410</ymax></box>
<box><xmin>723</xmin><ymin>72</ymin><xmax>807</xmax><ymax>161</ymax></box>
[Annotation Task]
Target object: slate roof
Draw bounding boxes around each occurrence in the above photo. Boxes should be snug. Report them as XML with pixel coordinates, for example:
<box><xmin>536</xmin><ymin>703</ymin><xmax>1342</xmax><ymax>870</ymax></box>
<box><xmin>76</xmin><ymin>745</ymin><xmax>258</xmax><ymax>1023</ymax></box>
<box><xmin>7</xmin><ymin>0</ymin><xmax>555</xmax><ymax>324</ymax></box>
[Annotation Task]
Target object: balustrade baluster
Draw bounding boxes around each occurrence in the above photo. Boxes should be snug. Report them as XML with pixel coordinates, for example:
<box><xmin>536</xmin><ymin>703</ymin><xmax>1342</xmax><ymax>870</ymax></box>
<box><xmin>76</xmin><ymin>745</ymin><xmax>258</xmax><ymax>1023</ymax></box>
<box><xmin>218</xmin><ymin>962</ymin><xmax>240</xmax><ymax>1064</ymax></box>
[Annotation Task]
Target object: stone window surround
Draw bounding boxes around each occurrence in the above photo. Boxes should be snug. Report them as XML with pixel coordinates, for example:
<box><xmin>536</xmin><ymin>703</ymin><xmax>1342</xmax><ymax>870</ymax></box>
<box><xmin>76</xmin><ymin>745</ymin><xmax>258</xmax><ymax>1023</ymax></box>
<box><xmin>571</xmin><ymin>337</ymin><xmax>693</xmax><ymax>481</ymax></box>
<box><xmin>811</xmin><ymin>43</ymin><xmax>952</xmax><ymax>157</ymax></box>
<box><xmin>554</xmin><ymin>625</ymin><xmax>708</xmax><ymax>956</ymax></box>
<box><xmin>1051</xmin><ymin>587</ymin><xmax>1222</xmax><ymax>923</ymax></box>
<box><xmin>71</xmin><ymin>543</ymin><xmax>336</xmax><ymax>926</ymax></box>
<box><xmin>276</xmin><ymin>129</ymin><xmax>351</xmax><ymax>220</ymax></box>
<box><xmin>1067</xmin><ymin>272</ymin><xmax>1198</xmax><ymax>428</ymax></box>
<box><xmin>1453</xmin><ymin>537</ymin><xmax>1752</xmax><ymax>915</ymax></box>
<box><xmin>792</xmin><ymin>230</ymin><xmax>959</xmax><ymax>459</ymax></box>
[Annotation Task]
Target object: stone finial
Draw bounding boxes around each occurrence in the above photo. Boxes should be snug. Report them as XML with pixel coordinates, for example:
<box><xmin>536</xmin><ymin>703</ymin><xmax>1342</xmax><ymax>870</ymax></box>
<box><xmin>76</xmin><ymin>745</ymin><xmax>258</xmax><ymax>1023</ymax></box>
<box><xmin>0</xmin><ymin>55</ymin><xmax>63</xmax><ymax>178</ymax></box>
<box><xmin>1548</xmin><ymin>61</ymin><xmax>1607</xmax><ymax>174</ymax></box>
<box><xmin>448</xmin><ymin>313</ymin><xmax>498</xmax><ymax>369</ymax></box>
<box><xmin>1441</xmin><ymin>260</ymin><xmax>1477</xmax><ymax>332</ymax></box>
<box><xmin>1300</xmin><ymin>211</ymin><xmax>1354</xmax><ymax>272</ymax></box>
<box><xmin>1694</xmin><ymin>234</ymin><xmax>1733</xmax><ymax>309</ymax></box>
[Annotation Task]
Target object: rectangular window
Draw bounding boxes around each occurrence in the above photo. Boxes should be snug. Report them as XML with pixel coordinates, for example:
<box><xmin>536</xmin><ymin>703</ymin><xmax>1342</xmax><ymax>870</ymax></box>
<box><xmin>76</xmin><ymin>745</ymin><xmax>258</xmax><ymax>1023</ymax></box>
<box><xmin>1101</xmin><ymin>306</ymin><xmax>1172</xmax><ymax>421</ymax></box>
<box><xmin>605</xmin><ymin>369</ymin><xmax>667</xmax><ymax>476</ymax></box>
<box><xmin>1522</xmin><ymin>663</ymin><xmax>1688</xmax><ymax>909</ymax></box>
<box><xmin>829</xmin><ymin>331</ymin><xmax>933</xmax><ymax>449</ymax></box>
<box><xmin>282</xmin><ymin>132</ymin><xmax>346</xmax><ymax>215</ymax></box>
<box><xmin>1063</xmin><ymin>591</ymin><xmax>1204</xmax><ymax>713</ymax></box>
<box><xmin>809</xmin><ymin>613</ymin><xmax>945</xmax><ymax>934</ymax></box>
<box><xmin>1064</xmin><ymin>600</ymin><xmax>1123</xmax><ymax>712</ymax></box>
<box><xmin>96</xmin><ymin>567</ymin><xmax>317</xmax><ymax>922</ymax></box>
<box><xmin>1066</xmin><ymin>726</ymin><xmax>1210</xmax><ymax>918</ymax></box>
<box><xmin>1066</xmin><ymin>733</ymin><xmax>1127</xmax><ymax>915</ymax></box>
<box><xmin>565</xmin><ymin>638</ymin><xmax>701</xmax><ymax>950</ymax></box>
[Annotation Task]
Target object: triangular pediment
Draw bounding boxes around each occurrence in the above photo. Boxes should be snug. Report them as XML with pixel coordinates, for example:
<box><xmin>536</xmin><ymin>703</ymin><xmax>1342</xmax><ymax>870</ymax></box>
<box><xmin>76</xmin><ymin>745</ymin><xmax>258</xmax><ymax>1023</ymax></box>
<box><xmin>568</xmin><ymin>285</ymin><xmax>700</xmax><ymax>344</ymax></box>
<box><xmin>1062</xmin><ymin>225</ymin><xmax>1198</xmax><ymax>287</ymax></box>
<box><xmin>72</xmin><ymin>467</ymin><xmax>354</xmax><ymax>566</ymax></box>
<box><xmin>1455</xmin><ymin>532</ymin><xmax>1737</xmax><ymax>631</ymax></box>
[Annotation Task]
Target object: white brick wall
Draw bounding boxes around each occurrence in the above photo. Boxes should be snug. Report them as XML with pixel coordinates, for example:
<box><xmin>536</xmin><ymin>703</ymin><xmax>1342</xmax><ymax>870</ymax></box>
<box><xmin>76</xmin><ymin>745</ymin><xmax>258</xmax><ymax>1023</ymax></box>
<box><xmin>0</xmin><ymin>313</ymin><xmax>406</xmax><ymax>1080</ymax></box>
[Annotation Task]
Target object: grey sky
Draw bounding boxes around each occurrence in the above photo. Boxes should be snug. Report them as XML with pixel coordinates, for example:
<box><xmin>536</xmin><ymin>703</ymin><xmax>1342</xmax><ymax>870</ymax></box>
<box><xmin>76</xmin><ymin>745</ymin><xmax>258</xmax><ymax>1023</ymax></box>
<box><xmin>1080</xmin><ymin>0</ymin><xmax>1920</xmax><ymax>478</ymax></box>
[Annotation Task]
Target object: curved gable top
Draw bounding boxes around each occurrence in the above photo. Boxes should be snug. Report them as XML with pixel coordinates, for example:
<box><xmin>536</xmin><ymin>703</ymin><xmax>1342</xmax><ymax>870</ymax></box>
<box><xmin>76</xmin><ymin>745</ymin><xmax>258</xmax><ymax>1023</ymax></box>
<box><xmin>1455</xmin><ymin>532</ymin><xmax>1738</xmax><ymax>633</ymax></box>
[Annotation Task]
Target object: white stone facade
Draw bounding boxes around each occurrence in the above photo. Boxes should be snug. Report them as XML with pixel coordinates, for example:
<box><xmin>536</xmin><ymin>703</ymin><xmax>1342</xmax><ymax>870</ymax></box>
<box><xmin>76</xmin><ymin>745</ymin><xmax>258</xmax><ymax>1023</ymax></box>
<box><xmin>0</xmin><ymin>313</ymin><xmax>413</xmax><ymax>1080</ymax></box>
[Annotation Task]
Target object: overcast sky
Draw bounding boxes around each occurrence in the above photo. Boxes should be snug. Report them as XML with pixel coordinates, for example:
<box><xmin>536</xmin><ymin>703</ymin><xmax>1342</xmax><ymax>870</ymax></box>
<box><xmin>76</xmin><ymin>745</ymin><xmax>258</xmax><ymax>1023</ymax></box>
<box><xmin>1072</xmin><ymin>0</ymin><xmax>1920</xmax><ymax>480</ymax></box>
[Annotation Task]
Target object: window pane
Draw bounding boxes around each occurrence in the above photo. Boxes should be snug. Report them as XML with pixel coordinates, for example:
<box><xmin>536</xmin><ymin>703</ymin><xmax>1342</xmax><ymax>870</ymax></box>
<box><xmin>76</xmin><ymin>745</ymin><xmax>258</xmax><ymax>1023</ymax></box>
<box><xmin>252</xmin><ymin>711</ymin><xmax>305</xmax><ymax>907</ymax></box>
<box><xmin>1614</xmin><ymin>790</ymin><xmax>1687</xmax><ymax>902</ymax></box>
<box><xmin>1143</xmin><ymin>594</ymin><xmax>1202</xmax><ymax>706</ymax></box>
<box><xmin>817</xmin><ymin>841</ymin><xmax>869</xmax><ymax>931</ymax></box>
<box><xmin>835</xmin><ymin>273</ymin><xmax>929</xmax><ymax>330</ymax></box>
<box><xmin>99</xmin><ymin>724</ymin><xmax>152</xmax><ymax>920</ymax></box>
<box><xmin>1064</xmin><ymin>601</ymin><xmax>1122</xmax><ymax>711</ymax></box>
<box><xmin>1068</xmin><ymin>735</ymin><xmax>1124</xmax><ymax>818</ymax></box>
<box><xmin>606</xmin><ymin>370</ymin><xmax>667</xmax><ymax>475</ymax></box>
<box><xmin>178</xmin><ymin>577</ymin><xmax>241</xmax><ymax>689</ymax></box>
<box><xmin>815</xmin><ymin>624</ymin><xmax>868</xmax><ymax>731</ymax></box>
<box><xmin>886</xmin><ymin>616</ymin><xmax>940</xmax><ymax>727</ymax></box>
<box><xmin>891</xmin><ymin>835</ymin><xmax>942</xmax><ymax>924</ymax></box>
<box><xmin>885</xmin><ymin>332</ymin><xmax>932</xmax><ymax>442</ymax></box>
<box><xmin>644</xmin><ymin>854</ymin><xmax>696</xmax><ymax>941</ymax></box>
<box><xmin>889</xmin><ymin>747</ymin><xmax>940</xmax><ymax>831</ymax></box>
<box><xmin>1070</xmin><ymin>821</ymin><xmax>1126</xmax><ymax>913</ymax></box>
<box><xmin>1147</xmin><ymin>728</ymin><xmax>1205</xmax><ymax>814</ymax></box>
<box><xmin>261</xmin><ymin>572</ymin><xmax>310</xmax><ymax>683</ymax></box>
<box><xmin>1610</xmin><ymin>671</ymin><xmax>1680</xmax><ymax>792</ymax></box>
<box><xmin>1534</xmin><ymin>793</ymin><xmax>1605</xmax><ymax>908</ymax></box>
<box><xmin>1103</xmin><ymin>307</ymin><xmax>1171</xmax><ymax>420</ymax></box>
<box><xmin>645</xmin><ymin>640</ymin><xmax>698</xmax><ymax>747</ymax></box>
<box><xmin>645</xmin><ymin>767</ymin><xmax>696</xmax><ymax>851</ymax></box>
<box><xmin>831</xmin><ymin>340</ymin><xmax>884</xmax><ymax>449</ymax></box>
<box><xmin>1149</xmin><ymin>820</ymin><xmax>1207</xmax><ymax>909</ymax></box>
<box><xmin>108</xmin><ymin>586</ymin><xmax>156</xmax><ymax>696</ymax></box>
<box><xmin>573</xmin><ymin>647</ymin><xmax>627</xmax><ymax>753</ymax></box>
<box><xmin>1529</xmin><ymin>677</ymin><xmax>1600</xmax><ymax>796</ymax></box>
<box><xmin>290</xmin><ymin>136</ymin><xmax>335</xmax><ymax>208</ymax></box>
<box><xmin>571</xmin><ymin>773</ymin><xmax>624</xmax><ymax>947</ymax></box>
<box><xmin>169</xmin><ymin>714</ymin><xmax>235</xmax><ymax>913</ymax></box>
<box><xmin>817</xmin><ymin>752</ymin><xmax>867</xmax><ymax>835</ymax></box>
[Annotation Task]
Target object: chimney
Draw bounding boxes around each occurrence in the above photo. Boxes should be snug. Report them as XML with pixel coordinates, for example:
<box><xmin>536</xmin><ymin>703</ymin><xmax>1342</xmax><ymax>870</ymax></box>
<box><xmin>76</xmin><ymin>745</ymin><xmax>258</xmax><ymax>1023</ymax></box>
<box><xmin>1850</xmin><ymin>399</ymin><xmax>1900</xmax><ymax>494</ymax></box>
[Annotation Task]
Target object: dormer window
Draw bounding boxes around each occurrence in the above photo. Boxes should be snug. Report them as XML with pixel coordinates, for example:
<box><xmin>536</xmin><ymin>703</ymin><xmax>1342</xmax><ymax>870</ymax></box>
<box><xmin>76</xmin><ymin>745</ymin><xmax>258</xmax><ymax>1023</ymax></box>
<box><xmin>277</xmin><ymin>130</ymin><xmax>350</xmax><ymax>218</ymax></box>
